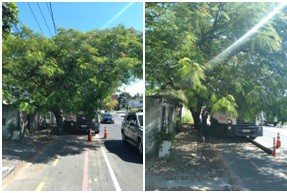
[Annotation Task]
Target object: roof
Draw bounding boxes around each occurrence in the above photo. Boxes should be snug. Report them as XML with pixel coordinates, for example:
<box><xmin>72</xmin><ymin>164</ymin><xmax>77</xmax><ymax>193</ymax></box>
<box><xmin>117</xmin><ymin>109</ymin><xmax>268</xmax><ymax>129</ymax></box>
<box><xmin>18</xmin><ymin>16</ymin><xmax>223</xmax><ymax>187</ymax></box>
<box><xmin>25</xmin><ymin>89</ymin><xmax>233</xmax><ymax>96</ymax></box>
<box><xmin>146</xmin><ymin>94</ymin><xmax>183</xmax><ymax>105</ymax></box>
<box><xmin>111</xmin><ymin>94</ymin><xmax>119</xmax><ymax>100</ymax></box>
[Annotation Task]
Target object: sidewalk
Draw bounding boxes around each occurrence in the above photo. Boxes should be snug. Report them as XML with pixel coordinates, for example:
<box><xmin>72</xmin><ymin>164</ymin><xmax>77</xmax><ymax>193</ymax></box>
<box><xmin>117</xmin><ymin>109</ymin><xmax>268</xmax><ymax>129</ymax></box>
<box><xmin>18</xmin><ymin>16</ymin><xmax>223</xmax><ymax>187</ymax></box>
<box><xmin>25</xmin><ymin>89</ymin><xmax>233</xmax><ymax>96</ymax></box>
<box><xmin>2</xmin><ymin>129</ymin><xmax>58</xmax><ymax>185</ymax></box>
<box><xmin>145</xmin><ymin>126</ymin><xmax>234</xmax><ymax>191</ymax></box>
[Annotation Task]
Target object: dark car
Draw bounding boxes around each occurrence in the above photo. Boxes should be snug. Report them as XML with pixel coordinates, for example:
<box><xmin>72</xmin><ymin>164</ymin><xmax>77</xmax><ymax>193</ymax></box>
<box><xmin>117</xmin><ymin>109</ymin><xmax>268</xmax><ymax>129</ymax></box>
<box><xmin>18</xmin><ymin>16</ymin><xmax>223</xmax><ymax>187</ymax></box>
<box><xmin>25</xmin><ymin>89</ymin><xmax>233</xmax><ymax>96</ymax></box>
<box><xmin>100</xmin><ymin>113</ymin><xmax>114</xmax><ymax>124</ymax></box>
<box><xmin>63</xmin><ymin>112</ymin><xmax>100</xmax><ymax>134</ymax></box>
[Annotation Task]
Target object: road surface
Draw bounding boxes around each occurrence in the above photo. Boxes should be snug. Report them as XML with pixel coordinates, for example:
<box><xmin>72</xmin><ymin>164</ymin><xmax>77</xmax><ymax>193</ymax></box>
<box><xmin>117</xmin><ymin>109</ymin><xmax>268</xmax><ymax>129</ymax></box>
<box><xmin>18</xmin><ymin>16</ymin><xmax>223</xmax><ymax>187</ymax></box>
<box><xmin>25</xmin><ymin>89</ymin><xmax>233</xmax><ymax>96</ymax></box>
<box><xmin>255</xmin><ymin>126</ymin><xmax>287</xmax><ymax>150</ymax></box>
<box><xmin>207</xmin><ymin>137</ymin><xmax>287</xmax><ymax>191</ymax></box>
<box><xmin>3</xmin><ymin>112</ymin><xmax>143</xmax><ymax>191</ymax></box>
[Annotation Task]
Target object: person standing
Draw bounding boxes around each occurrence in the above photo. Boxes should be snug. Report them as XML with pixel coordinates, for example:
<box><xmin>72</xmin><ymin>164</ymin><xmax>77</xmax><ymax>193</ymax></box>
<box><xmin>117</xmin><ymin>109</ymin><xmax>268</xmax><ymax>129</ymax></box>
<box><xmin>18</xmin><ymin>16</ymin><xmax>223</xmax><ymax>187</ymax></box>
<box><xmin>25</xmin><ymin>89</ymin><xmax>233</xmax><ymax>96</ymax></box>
<box><xmin>274</xmin><ymin>116</ymin><xmax>278</xmax><ymax>127</ymax></box>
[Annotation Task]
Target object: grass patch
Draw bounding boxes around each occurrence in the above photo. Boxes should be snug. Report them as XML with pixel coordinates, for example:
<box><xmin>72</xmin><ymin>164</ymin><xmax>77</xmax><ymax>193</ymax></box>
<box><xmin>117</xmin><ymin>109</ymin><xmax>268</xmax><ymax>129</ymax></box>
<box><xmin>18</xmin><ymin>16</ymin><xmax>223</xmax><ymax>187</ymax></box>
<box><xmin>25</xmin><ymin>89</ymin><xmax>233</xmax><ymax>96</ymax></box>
<box><xmin>182</xmin><ymin>110</ymin><xmax>194</xmax><ymax>124</ymax></box>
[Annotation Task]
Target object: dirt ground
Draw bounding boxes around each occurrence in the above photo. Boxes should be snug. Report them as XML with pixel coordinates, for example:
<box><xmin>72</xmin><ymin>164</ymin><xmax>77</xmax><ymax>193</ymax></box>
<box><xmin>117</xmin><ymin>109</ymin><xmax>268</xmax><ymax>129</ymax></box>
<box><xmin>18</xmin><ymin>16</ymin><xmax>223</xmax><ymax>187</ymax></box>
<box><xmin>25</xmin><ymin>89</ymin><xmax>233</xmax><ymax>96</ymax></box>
<box><xmin>145</xmin><ymin>125</ymin><xmax>235</xmax><ymax>191</ymax></box>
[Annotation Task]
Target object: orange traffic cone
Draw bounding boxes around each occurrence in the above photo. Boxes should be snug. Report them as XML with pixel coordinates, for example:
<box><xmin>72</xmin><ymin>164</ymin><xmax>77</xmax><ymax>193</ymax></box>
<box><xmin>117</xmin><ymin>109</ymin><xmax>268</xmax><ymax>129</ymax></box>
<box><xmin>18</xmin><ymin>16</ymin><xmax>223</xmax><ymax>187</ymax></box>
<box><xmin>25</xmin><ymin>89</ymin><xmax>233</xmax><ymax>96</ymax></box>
<box><xmin>104</xmin><ymin>127</ymin><xmax>108</xmax><ymax>138</ymax></box>
<box><xmin>276</xmin><ymin>132</ymin><xmax>281</xmax><ymax>148</ymax></box>
<box><xmin>88</xmin><ymin>128</ymin><xmax>92</xmax><ymax>143</ymax></box>
<box><xmin>273</xmin><ymin>137</ymin><xmax>276</xmax><ymax>157</ymax></box>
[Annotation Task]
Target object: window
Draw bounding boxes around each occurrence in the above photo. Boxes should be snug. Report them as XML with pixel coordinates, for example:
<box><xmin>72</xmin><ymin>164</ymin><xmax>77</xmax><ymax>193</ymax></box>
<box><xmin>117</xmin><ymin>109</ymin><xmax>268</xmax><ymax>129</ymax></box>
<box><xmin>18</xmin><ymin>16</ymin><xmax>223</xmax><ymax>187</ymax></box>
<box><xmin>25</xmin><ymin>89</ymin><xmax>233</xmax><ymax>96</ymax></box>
<box><xmin>127</xmin><ymin>114</ymin><xmax>137</xmax><ymax>125</ymax></box>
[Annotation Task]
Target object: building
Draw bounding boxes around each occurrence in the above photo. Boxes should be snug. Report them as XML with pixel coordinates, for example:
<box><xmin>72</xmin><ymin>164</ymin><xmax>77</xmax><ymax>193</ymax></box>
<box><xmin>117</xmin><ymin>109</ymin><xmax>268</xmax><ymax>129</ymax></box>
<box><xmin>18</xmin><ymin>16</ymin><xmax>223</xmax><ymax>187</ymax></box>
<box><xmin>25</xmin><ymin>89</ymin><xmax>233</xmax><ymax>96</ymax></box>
<box><xmin>2</xmin><ymin>104</ymin><xmax>20</xmax><ymax>140</ymax></box>
<box><xmin>145</xmin><ymin>95</ymin><xmax>183</xmax><ymax>158</ymax></box>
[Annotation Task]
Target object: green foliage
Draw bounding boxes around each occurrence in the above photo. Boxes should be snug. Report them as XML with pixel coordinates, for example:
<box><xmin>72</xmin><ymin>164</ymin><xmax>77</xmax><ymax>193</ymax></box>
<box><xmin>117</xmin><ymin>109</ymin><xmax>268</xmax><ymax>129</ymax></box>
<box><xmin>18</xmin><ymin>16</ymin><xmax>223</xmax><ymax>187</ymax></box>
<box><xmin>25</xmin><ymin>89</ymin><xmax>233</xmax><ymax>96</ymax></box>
<box><xmin>177</xmin><ymin>58</ymin><xmax>205</xmax><ymax>90</ymax></box>
<box><xmin>211</xmin><ymin>94</ymin><xmax>238</xmax><ymax>118</ymax></box>
<box><xmin>182</xmin><ymin>111</ymin><xmax>194</xmax><ymax>124</ymax></box>
<box><xmin>155</xmin><ymin>130</ymin><xmax>175</xmax><ymax>147</ymax></box>
<box><xmin>2</xmin><ymin>2</ymin><xmax>19</xmax><ymax>40</ymax></box>
<box><xmin>19</xmin><ymin>102</ymin><xmax>36</xmax><ymax>114</ymax></box>
<box><xmin>103</xmin><ymin>98</ymin><xmax>119</xmax><ymax>110</ymax></box>
<box><xmin>2</xmin><ymin>25</ymin><xmax>142</xmax><ymax>124</ymax></box>
<box><xmin>146</xmin><ymin>2</ymin><xmax>287</xmax><ymax>128</ymax></box>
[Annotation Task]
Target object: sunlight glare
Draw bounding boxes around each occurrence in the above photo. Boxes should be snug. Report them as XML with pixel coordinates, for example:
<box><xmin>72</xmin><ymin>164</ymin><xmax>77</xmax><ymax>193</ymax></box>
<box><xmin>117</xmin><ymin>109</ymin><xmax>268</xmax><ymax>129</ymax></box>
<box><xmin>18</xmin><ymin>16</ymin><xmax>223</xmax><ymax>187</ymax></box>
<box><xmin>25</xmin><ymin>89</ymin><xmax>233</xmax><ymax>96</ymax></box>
<box><xmin>209</xmin><ymin>2</ymin><xmax>287</xmax><ymax>66</ymax></box>
<box><xmin>101</xmin><ymin>2</ymin><xmax>134</xmax><ymax>29</ymax></box>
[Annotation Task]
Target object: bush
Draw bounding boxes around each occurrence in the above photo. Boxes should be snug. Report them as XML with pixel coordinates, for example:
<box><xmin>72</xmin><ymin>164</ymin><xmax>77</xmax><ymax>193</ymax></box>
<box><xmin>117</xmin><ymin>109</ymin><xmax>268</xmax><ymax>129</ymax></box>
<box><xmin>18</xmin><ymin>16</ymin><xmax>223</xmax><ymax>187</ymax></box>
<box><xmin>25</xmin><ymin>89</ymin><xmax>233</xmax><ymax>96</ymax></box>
<box><xmin>155</xmin><ymin>130</ymin><xmax>175</xmax><ymax>147</ymax></box>
<box><xmin>182</xmin><ymin>116</ymin><xmax>192</xmax><ymax>123</ymax></box>
<box><xmin>182</xmin><ymin>111</ymin><xmax>194</xmax><ymax>124</ymax></box>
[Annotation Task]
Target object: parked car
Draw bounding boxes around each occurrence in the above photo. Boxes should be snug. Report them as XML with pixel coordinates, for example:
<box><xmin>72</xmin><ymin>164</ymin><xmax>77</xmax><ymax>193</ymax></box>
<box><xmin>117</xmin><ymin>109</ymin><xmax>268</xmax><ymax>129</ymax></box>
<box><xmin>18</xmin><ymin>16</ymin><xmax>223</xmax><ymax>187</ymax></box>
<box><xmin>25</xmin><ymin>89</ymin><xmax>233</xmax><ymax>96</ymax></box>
<box><xmin>100</xmin><ymin>113</ymin><xmax>114</xmax><ymax>124</ymax></box>
<box><xmin>121</xmin><ymin>111</ymin><xmax>143</xmax><ymax>154</ymax></box>
<box><xmin>63</xmin><ymin>112</ymin><xmax>100</xmax><ymax>134</ymax></box>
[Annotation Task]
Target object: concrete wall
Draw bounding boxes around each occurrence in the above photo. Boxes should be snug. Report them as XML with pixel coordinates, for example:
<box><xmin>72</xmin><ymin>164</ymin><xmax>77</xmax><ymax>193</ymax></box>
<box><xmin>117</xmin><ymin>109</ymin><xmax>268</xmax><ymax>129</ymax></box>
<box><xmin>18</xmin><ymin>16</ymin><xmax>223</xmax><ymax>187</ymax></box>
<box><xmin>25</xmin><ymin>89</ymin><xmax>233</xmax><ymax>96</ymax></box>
<box><xmin>145</xmin><ymin>97</ymin><xmax>163</xmax><ymax>158</ymax></box>
<box><xmin>2</xmin><ymin>104</ymin><xmax>20</xmax><ymax>140</ymax></box>
<box><xmin>145</xmin><ymin>96</ymin><xmax>182</xmax><ymax>158</ymax></box>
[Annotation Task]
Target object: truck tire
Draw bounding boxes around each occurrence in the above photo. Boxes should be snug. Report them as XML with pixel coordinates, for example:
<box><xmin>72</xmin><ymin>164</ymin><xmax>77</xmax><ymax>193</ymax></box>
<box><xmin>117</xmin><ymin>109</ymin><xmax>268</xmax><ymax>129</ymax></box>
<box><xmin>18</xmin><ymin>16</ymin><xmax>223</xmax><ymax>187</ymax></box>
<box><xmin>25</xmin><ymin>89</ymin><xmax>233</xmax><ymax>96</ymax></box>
<box><xmin>122</xmin><ymin>131</ymin><xmax>127</xmax><ymax>143</ymax></box>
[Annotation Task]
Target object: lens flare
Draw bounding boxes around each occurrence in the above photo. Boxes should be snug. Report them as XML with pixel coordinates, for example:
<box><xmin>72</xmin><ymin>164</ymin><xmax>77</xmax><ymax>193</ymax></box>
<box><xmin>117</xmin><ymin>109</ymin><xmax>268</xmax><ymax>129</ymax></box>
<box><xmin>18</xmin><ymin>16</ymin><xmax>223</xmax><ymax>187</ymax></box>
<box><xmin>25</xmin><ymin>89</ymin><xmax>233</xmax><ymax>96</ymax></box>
<box><xmin>101</xmin><ymin>2</ymin><xmax>134</xmax><ymax>29</ymax></box>
<box><xmin>209</xmin><ymin>2</ymin><xmax>287</xmax><ymax>66</ymax></box>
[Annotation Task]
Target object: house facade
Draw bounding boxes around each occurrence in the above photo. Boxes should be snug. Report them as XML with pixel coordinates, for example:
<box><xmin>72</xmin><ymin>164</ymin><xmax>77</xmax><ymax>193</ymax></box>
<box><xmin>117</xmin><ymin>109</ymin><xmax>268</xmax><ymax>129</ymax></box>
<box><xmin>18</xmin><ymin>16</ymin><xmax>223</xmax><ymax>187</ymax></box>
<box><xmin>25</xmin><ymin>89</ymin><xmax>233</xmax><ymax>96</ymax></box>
<box><xmin>2</xmin><ymin>104</ymin><xmax>20</xmax><ymax>140</ymax></box>
<box><xmin>145</xmin><ymin>95</ymin><xmax>183</xmax><ymax>158</ymax></box>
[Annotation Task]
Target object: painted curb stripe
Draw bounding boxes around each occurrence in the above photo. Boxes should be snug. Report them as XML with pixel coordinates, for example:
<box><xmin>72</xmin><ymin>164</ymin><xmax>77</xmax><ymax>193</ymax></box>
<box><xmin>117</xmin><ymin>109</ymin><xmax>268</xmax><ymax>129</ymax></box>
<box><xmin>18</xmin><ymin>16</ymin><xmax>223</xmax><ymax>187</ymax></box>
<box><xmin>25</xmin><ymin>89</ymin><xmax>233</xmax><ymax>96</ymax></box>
<box><xmin>36</xmin><ymin>181</ymin><xmax>45</xmax><ymax>191</ymax></box>
<box><xmin>53</xmin><ymin>158</ymin><xmax>59</xmax><ymax>166</ymax></box>
<box><xmin>96</xmin><ymin>134</ymin><xmax>122</xmax><ymax>191</ymax></box>
<box><xmin>82</xmin><ymin>149</ymin><xmax>89</xmax><ymax>191</ymax></box>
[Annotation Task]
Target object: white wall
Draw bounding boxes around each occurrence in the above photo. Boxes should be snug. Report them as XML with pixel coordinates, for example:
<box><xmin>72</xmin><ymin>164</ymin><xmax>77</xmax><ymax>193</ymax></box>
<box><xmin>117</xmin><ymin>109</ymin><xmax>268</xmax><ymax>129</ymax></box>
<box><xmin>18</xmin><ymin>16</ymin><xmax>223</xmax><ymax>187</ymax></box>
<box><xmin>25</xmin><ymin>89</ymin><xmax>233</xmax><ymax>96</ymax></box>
<box><xmin>145</xmin><ymin>97</ymin><xmax>162</xmax><ymax>158</ymax></box>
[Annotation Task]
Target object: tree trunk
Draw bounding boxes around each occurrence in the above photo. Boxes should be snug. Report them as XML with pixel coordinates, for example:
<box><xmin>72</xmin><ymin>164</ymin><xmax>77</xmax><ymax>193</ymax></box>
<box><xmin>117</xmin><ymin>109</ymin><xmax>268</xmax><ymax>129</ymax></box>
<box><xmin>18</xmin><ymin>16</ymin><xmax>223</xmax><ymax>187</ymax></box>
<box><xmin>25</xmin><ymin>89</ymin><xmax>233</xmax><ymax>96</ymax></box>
<box><xmin>20</xmin><ymin>111</ymin><xmax>28</xmax><ymax>138</ymax></box>
<box><xmin>35</xmin><ymin>112</ymin><xmax>40</xmax><ymax>131</ymax></box>
<box><xmin>53</xmin><ymin>110</ymin><xmax>63</xmax><ymax>133</ymax></box>
<box><xmin>191</xmin><ymin>110</ymin><xmax>203</xmax><ymax>141</ymax></box>
<box><xmin>191</xmin><ymin>110</ymin><xmax>201</xmax><ymax>131</ymax></box>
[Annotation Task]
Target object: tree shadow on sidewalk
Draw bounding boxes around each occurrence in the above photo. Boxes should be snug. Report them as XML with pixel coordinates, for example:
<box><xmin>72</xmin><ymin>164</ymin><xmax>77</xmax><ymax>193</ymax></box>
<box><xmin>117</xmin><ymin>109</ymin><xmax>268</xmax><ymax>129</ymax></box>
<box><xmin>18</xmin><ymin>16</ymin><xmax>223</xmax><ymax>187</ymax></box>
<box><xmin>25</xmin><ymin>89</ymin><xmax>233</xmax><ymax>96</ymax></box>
<box><xmin>2</xmin><ymin>129</ymin><xmax>100</xmax><ymax>166</ymax></box>
<box><xmin>145</xmin><ymin>127</ymin><xmax>232</xmax><ymax>190</ymax></box>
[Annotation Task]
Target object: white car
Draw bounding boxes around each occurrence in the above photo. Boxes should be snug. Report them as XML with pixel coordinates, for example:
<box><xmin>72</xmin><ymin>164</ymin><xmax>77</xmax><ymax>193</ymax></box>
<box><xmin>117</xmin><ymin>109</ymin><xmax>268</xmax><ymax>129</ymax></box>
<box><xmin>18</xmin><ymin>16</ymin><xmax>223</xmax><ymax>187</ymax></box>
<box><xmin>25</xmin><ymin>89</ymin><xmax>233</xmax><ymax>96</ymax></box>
<box><xmin>121</xmin><ymin>111</ymin><xmax>143</xmax><ymax>154</ymax></box>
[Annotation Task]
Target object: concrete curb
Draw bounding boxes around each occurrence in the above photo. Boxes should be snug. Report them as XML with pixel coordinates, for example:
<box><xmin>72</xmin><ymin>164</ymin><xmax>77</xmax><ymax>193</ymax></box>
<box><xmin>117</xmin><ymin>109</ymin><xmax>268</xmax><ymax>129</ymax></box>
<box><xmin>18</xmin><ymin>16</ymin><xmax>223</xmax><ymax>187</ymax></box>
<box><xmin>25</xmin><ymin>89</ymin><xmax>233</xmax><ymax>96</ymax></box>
<box><xmin>247</xmin><ymin>137</ymin><xmax>273</xmax><ymax>155</ymax></box>
<box><xmin>2</xmin><ymin>167</ymin><xmax>15</xmax><ymax>180</ymax></box>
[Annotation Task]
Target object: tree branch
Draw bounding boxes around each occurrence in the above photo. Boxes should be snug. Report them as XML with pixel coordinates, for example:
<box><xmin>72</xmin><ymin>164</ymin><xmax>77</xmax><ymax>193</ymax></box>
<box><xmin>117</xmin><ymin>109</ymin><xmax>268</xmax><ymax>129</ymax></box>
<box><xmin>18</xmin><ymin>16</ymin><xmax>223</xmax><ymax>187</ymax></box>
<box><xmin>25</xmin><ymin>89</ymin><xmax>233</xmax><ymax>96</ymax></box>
<box><xmin>161</xmin><ymin>78</ymin><xmax>182</xmax><ymax>90</ymax></box>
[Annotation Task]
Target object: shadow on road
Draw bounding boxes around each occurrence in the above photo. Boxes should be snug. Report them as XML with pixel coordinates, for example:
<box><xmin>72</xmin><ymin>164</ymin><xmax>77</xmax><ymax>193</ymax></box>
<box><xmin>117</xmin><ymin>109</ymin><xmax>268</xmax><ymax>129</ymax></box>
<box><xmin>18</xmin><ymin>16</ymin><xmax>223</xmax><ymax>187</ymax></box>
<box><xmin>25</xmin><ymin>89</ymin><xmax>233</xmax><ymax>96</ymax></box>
<box><xmin>212</xmin><ymin>136</ymin><xmax>287</xmax><ymax>191</ymax></box>
<box><xmin>104</xmin><ymin>140</ymin><xmax>143</xmax><ymax>164</ymax></box>
<box><xmin>2</xmin><ymin>130</ymin><xmax>100</xmax><ymax>166</ymax></box>
<box><xmin>205</xmin><ymin>136</ymin><xmax>250</xmax><ymax>144</ymax></box>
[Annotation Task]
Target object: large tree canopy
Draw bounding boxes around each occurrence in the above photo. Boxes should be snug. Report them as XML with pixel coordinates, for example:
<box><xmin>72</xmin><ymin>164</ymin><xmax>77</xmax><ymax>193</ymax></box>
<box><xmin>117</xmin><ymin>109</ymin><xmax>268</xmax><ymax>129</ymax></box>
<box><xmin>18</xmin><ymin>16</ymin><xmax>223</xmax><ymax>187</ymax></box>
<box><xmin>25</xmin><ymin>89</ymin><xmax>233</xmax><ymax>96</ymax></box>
<box><xmin>146</xmin><ymin>2</ymin><xmax>287</xmax><ymax>129</ymax></box>
<box><xmin>2</xmin><ymin>2</ymin><xmax>19</xmax><ymax>40</ymax></box>
<box><xmin>3</xmin><ymin>25</ymin><xmax>143</xmax><ymax>128</ymax></box>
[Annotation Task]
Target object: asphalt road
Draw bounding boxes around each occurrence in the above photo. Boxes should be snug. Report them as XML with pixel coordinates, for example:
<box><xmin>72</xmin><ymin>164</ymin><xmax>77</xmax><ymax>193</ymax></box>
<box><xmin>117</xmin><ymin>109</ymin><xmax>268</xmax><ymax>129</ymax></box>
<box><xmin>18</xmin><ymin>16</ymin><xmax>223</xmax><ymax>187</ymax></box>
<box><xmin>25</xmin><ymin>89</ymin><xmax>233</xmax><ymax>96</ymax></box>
<box><xmin>255</xmin><ymin>126</ymin><xmax>287</xmax><ymax>149</ymax></box>
<box><xmin>3</xmin><ymin>112</ymin><xmax>143</xmax><ymax>191</ymax></box>
<box><xmin>99</xmin><ymin>112</ymin><xmax>143</xmax><ymax>191</ymax></box>
<box><xmin>208</xmin><ymin>137</ymin><xmax>287</xmax><ymax>191</ymax></box>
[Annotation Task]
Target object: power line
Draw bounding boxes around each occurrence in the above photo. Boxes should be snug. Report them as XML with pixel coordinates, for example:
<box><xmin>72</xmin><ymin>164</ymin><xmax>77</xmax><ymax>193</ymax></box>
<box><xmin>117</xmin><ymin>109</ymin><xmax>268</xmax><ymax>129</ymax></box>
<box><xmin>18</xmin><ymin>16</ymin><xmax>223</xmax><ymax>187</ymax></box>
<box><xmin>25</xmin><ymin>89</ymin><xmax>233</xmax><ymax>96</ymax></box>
<box><xmin>27</xmin><ymin>2</ymin><xmax>44</xmax><ymax>35</ymax></box>
<box><xmin>45</xmin><ymin>2</ymin><xmax>52</xmax><ymax>15</ymax></box>
<box><xmin>37</xmin><ymin>3</ymin><xmax>53</xmax><ymax>36</ymax></box>
<box><xmin>45</xmin><ymin>2</ymin><xmax>57</xmax><ymax>35</ymax></box>
<box><xmin>12</xmin><ymin>22</ymin><xmax>22</xmax><ymax>36</ymax></box>
<box><xmin>49</xmin><ymin>3</ymin><xmax>57</xmax><ymax>34</ymax></box>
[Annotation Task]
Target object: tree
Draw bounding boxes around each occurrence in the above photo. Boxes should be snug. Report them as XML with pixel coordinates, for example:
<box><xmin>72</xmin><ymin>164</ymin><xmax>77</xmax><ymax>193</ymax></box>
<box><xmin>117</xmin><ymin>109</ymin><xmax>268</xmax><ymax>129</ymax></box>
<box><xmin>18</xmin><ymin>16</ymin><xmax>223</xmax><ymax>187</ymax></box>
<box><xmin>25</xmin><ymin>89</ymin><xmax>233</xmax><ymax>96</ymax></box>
<box><xmin>102</xmin><ymin>97</ymin><xmax>119</xmax><ymax>111</ymax></box>
<box><xmin>146</xmin><ymin>2</ymin><xmax>287</xmax><ymax>130</ymax></box>
<box><xmin>2</xmin><ymin>2</ymin><xmax>19</xmax><ymax>40</ymax></box>
<box><xmin>2</xmin><ymin>25</ymin><xmax>143</xmax><ymax>131</ymax></box>
<box><xmin>132</xmin><ymin>93</ymin><xmax>143</xmax><ymax>99</ymax></box>
<box><xmin>118</xmin><ymin>92</ymin><xmax>132</xmax><ymax>109</ymax></box>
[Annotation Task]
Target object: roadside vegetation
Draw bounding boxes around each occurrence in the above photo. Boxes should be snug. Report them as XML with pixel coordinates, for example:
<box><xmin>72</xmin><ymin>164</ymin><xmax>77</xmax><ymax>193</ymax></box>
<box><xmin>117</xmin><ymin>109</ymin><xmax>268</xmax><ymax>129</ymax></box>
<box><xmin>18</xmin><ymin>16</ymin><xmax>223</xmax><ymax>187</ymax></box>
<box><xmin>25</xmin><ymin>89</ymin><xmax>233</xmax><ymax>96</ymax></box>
<box><xmin>146</xmin><ymin>2</ymin><xmax>287</xmax><ymax>130</ymax></box>
<box><xmin>2</xmin><ymin>3</ymin><xmax>143</xmax><ymax>137</ymax></box>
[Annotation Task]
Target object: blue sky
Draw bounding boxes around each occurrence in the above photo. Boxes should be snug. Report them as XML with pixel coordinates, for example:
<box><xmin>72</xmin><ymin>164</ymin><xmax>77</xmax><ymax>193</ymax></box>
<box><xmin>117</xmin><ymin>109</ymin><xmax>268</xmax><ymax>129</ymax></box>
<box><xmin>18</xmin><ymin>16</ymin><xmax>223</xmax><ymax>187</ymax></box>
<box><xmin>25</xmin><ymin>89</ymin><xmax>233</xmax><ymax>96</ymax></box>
<box><xmin>16</xmin><ymin>2</ymin><xmax>143</xmax><ymax>37</ymax></box>
<box><xmin>15</xmin><ymin>2</ymin><xmax>144</xmax><ymax>96</ymax></box>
